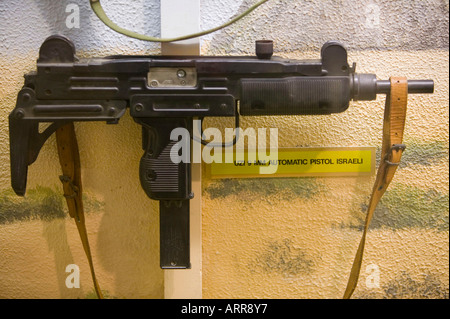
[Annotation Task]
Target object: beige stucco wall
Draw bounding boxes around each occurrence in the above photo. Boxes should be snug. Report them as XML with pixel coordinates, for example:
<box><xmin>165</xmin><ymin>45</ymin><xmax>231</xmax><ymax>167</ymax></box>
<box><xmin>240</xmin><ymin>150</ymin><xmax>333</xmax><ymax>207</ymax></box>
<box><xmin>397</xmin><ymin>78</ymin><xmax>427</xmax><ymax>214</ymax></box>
<box><xmin>0</xmin><ymin>0</ymin><xmax>448</xmax><ymax>299</ymax></box>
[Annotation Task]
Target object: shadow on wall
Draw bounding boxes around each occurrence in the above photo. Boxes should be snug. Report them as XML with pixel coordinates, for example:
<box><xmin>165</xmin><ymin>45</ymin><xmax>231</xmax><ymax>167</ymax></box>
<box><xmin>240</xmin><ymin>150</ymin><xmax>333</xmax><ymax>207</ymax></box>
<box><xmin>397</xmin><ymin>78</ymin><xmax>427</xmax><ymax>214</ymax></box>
<box><xmin>42</xmin><ymin>218</ymin><xmax>83</xmax><ymax>298</ymax></box>
<box><xmin>0</xmin><ymin>0</ymin><xmax>161</xmax><ymax>57</ymax></box>
<box><xmin>0</xmin><ymin>186</ymin><xmax>104</xmax><ymax>298</ymax></box>
<box><xmin>81</xmin><ymin>116</ymin><xmax>164</xmax><ymax>298</ymax></box>
<box><xmin>344</xmin><ymin>140</ymin><xmax>449</xmax><ymax>231</ymax></box>
<box><xmin>253</xmin><ymin>238</ymin><xmax>315</xmax><ymax>277</ymax></box>
<box><xmin>0</xmin><ymin>186</ymin><xmax>102</xmax><ymax>225</ymax></box>
<box><xmin>203</xmin><ymin>177</ymin><xmax>323</xmax><ymax>201</ymax></box>
<box><xmin>0</xmin><ymin>1</ymin><xmax>164</xmax><ymax>298</ymax></box>
<box><xmin>355</xmin><ymin>271</ymin><xmax>449</xmax><ymax>299</ymax></box>
<box><xmin>205</xmin><ymin>0</ymin><xmax>449</xmax><ymax>54</ymax></box>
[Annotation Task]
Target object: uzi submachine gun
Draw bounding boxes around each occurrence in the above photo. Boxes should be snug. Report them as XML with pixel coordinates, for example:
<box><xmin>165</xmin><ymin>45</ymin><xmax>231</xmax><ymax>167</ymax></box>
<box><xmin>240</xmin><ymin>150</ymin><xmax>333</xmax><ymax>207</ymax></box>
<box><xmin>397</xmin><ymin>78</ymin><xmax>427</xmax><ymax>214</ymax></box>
<box><xmin>9</xmin><ymin>35</ymin><xmax>434</xmax><ymax>270</ymax></box>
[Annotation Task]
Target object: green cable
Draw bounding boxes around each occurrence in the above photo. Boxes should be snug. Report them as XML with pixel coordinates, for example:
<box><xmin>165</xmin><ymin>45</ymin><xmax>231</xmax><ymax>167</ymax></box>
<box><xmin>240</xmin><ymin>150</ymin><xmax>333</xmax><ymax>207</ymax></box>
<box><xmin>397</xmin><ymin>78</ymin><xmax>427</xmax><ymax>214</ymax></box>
<box><xmin>90</xmin><ymin>0</ymin><xmax>271</xmax><ymax>43</ymax></box>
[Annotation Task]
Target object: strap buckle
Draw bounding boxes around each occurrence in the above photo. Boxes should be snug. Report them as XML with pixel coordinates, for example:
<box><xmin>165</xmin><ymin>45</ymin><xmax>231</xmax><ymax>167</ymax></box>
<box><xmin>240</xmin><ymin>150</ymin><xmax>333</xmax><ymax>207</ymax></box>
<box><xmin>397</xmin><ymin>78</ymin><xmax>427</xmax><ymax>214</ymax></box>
<box><xmin>59</xmin><ymin>175</ymin><xmax>79</xmax><ymax>198</ymax></box>
<box><xmin>384</xmin><ymin>144</ymin><xmax>406</xmax><ymax>166</ymax></box>
<box><xmin>59</xmin><ymin>175</ymin><xmax>81</xmax><ymax>222</ymax></box>
<box><xmin>377</xmin><ymin>144</ymin><xmax>406</xmax><ymax>191</ymax></box>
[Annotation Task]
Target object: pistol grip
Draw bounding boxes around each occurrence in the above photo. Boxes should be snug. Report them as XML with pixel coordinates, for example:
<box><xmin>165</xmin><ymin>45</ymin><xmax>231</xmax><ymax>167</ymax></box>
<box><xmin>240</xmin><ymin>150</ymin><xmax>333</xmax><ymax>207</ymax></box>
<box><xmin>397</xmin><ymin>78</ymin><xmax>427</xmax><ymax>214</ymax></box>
<box><xmin>136</xmin><ymin>118</ymin><xmax>192</xmax><ymax>201</ymax></box>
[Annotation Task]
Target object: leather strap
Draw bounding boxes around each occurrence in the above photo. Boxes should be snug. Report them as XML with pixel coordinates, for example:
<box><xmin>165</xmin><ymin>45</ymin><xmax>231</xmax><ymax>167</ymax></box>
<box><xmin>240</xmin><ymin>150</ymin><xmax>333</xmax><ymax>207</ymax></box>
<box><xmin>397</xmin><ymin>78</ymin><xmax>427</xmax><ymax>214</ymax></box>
<box><xmin>56</xmin><ymin>123</ymin><xmax>103</xmax><ymax>299</ymax></box>
<box><xmin>343</xmin><ymin>77</ymin><xmax>408</xmax><ymax>299</ymax></box>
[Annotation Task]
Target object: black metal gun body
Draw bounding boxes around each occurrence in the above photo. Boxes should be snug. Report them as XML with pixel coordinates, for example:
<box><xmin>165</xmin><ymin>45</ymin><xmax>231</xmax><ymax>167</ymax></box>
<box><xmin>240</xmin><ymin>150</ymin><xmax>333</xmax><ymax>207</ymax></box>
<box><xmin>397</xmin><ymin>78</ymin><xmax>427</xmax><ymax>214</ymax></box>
<box><xmin>9</xmin><ymin>35</ymin><xmax>434</xmax><ymax>268</ymax></box>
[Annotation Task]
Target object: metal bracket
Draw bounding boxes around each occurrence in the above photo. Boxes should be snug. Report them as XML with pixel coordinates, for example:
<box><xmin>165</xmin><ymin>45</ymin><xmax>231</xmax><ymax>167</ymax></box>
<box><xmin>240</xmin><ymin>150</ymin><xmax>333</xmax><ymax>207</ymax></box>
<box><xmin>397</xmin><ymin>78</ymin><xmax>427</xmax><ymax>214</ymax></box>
<box><xmin>384</xmin><ymin>144</ymin><xmax>406</xmax><ymax>166</ymax></box>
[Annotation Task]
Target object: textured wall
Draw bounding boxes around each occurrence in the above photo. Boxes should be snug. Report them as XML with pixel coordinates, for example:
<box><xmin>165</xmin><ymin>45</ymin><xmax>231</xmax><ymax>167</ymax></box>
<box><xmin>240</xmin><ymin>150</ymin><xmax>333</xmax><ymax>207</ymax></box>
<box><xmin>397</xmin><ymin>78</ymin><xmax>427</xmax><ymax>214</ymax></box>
<box><xmin>0</xmin><ymin>0</ymin><xmax>448</xmax><ymax>299</ymax></box>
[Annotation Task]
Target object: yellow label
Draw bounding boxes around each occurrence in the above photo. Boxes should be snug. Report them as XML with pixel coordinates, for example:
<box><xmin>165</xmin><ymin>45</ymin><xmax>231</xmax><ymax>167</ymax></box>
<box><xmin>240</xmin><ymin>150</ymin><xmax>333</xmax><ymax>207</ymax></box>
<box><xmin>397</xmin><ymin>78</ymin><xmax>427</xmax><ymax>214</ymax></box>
<box><xmin>209</xmin><ymin>147</ymin><xmax>376</xmax><ymax>178</ymax></box>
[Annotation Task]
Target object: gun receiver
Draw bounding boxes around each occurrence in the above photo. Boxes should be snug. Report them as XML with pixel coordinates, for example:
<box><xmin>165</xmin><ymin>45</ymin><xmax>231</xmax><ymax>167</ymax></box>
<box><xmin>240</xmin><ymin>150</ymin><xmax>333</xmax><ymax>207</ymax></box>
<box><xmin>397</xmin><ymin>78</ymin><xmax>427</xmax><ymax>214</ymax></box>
<box><xmin>9</xmin><ymin>35</ymin><xmax>434</xmax><ymax>268</ymax></box>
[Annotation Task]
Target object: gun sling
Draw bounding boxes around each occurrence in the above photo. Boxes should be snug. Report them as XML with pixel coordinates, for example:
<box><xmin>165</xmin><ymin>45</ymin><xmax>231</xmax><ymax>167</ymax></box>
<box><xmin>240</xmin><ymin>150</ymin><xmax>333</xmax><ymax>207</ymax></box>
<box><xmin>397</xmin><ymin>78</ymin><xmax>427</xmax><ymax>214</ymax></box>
<box><xmin>55</xmin><ymin>123</ymin><xmax>104</xmax><ymax>299</ymax></box>
<box><xmin>54</xmin><ymin>78</ymin><xmax>407</xmax><ymax>299</ymax></box>
<box><xmin>343</xmin><ymin>77</ymin><xmax>408</xmax><ymax>298</ymax></box>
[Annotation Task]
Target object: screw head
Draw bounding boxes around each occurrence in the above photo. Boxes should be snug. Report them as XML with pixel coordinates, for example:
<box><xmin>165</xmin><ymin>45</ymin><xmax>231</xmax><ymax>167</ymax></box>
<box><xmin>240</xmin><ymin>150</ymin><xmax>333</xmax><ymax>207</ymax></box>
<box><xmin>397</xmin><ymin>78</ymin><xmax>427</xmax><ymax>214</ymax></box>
<box><xmin>147</xmin><ymin>170</ymin><xmax>156</xmax><ymax>181</ymax></box>
<box><xmin>15</xmin><ymin>109</ymin><xmax>25</xmax><ymax>119</ymax></box>
<box><xmin>134</xmin><ymin>103</ymin><xmax>143</xmax><ymax>112</ymax></box>
<box><xmin>177</xmin><ymin>69</ymin><xmax>186</xmax><ymax>78</ymax></box>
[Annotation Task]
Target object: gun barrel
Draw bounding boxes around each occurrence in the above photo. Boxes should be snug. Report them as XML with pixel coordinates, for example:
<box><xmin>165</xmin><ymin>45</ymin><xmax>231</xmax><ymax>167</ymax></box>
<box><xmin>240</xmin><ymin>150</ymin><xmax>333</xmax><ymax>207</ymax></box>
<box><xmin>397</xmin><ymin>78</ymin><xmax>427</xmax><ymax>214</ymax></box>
<box><xmin>352</xmin><ymin>74</ymin><xmax>434</xmax><ymax>101</ymax></box>
<box><xmin>376</xmin><ymin>80</ymin><xmax>435</xmax><ymax>94</ymax></box>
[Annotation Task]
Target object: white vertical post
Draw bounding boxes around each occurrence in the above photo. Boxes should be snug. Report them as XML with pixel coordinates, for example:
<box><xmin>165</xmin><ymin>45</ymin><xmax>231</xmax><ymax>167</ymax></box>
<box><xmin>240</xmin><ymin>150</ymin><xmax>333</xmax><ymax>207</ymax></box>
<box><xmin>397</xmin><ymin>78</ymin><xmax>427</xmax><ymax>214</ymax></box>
<box><xmin>161</xmin><ymin>0</ymin><xmax>201</xmax><ymax>56</ymax></box>
<box><xmin>161</xmin><ymin>0</ymin><xmax>202</xmax><ymax>299</ymax></box>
